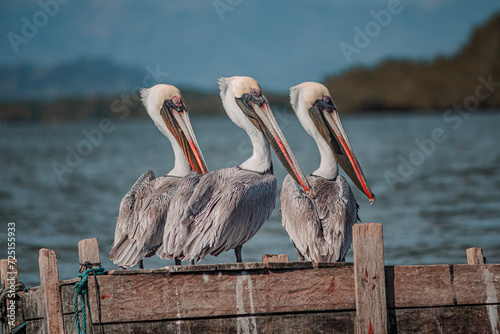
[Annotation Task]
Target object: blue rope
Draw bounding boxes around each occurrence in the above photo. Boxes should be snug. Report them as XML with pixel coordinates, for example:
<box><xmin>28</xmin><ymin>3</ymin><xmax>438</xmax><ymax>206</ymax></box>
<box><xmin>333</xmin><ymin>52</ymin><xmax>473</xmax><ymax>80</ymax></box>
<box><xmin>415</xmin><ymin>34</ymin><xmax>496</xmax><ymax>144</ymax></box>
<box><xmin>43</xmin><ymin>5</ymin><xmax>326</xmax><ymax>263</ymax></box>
<box><xmin>9</xmin><ymin>322</ymin><xmax>26</xmax><ymax>334</ymax></box>
<box><xmin>74</xmin><ymin>267</ymin><xmax>105</xmax><ymax>334</ymax></box>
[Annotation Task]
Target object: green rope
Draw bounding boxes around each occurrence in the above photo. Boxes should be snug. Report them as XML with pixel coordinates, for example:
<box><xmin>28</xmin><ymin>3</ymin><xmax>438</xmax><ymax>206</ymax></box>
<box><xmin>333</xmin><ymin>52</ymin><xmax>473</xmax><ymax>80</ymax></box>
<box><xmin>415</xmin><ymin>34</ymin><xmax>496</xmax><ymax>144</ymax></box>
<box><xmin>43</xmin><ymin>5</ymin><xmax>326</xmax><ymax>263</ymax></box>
<box><xmin>9</xmin><ymin>321</ymin><xmax>26</xmax><ymax>334</ymax></box>
<box><xmin>74</xmin><ymin>267</ymin><xmax>105</xmax><ymax>334</ymax></box>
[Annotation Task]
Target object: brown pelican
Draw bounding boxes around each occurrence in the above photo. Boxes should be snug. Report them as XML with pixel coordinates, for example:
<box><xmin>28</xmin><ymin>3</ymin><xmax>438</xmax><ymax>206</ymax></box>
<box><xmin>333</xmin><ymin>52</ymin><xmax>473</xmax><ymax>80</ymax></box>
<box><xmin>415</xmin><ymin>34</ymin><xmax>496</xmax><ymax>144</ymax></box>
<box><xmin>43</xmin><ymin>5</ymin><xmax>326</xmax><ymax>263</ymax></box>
<box><xmin>280</xmin><ymin>82</ymin><xmax>375</xmax><ymax>262</ymax></box>
<box><xmin>110</xmin><ymin>84</ymin><xmax>208</xmax><ymax>269</ymax></box>
<box><xmin>157</xmin><ymin>76</ymin><xmax>310</xmax><ymax>263</ymax></box>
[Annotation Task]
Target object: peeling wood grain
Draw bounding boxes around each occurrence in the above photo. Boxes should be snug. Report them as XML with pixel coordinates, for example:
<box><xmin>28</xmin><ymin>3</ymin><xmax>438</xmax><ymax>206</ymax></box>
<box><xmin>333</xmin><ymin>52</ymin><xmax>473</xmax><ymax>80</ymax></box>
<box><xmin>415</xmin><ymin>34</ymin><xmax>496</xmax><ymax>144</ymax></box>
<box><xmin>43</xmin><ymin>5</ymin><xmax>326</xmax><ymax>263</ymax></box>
<box><xmin>22</xmin><ymin>286</ymin><xmax>44</xmax><ymax>320</ymax></box>
<box><xmin>87</xmin><ymin>265</ymin><xmax>356</xmax><ymax>324</ymax></box>
<box><xmin>39</xmin><ymin>248</ymin><xmax>64</xmax><ymax>334</ymax></box>
<box><xmin>78</xmin><ymin>238</ymin><xmax>101</xmax><ymax>270</ymax></box>
<box><xmin>353</xmin><ymin>223</ymin><xmax>387</xmax><ymax>334</ymax></box>
<box><xmin>467</xmin><ymin>247</ymin><xmax>485</xmax><ymax>265</ymax></box>
<box><xmin>25</xmin><ymin>319</ymin><xmax>47</xmax><ymax>334</ymax></box>
<box><xmin>385</xmin><ymin>265</ymin><xmax>454</xmax><ymax>308</ymax></box>
<box><xmin>453</xmin><ymin>264</ymin><xmax>500</xmax><ymax>305</ymax></box>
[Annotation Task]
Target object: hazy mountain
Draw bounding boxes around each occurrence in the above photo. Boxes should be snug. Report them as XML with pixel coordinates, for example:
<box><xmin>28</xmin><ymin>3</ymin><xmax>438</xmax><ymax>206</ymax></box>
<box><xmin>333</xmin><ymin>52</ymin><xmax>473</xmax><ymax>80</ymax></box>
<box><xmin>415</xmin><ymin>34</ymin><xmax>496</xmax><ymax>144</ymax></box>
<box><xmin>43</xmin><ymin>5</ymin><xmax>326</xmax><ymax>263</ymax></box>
<box><xmin>0</xmin><ymin>57</ymin><xmax>148</xmax><ymax>101</ymax></box>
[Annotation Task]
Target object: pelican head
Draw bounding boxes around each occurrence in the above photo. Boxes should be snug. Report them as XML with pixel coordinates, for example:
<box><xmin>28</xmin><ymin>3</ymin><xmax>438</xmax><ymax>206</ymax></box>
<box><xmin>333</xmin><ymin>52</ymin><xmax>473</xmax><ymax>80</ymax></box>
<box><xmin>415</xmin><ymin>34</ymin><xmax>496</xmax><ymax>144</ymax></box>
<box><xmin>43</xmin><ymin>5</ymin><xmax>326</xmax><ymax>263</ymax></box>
<box><xmin>219</xmin><ymin>76</ymin><xmax>310</xmax><ymax>193</ymax></box>
<box><xmin>290</xmin><ymin>82</ymin><xmax>374</xmax><ymax>203</ymax></box>
<box><xmin>141</xmin><ymin>84</ymin><xmax>208</xmax><ymax>176</ymax></box>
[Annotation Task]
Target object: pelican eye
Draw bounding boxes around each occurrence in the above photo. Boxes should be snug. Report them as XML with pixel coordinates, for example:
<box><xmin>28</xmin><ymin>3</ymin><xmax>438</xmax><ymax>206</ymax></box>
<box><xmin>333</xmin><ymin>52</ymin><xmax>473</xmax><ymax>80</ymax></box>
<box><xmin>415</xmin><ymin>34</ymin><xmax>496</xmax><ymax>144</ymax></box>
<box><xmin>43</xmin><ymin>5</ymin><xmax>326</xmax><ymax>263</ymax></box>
<box><xmin>323</xmin><ymin>96</ymin><xmax>332</xmax><ymax>105</ymax></box>
<box><xmin>251</xmin><ymin>89</ymin><xmax>261</xmax><ymax>97</ymax></box>
<box><xmin>172</xmin><ymin>96</ymin><xmax>182</xmax><ymax>105</ymax></box>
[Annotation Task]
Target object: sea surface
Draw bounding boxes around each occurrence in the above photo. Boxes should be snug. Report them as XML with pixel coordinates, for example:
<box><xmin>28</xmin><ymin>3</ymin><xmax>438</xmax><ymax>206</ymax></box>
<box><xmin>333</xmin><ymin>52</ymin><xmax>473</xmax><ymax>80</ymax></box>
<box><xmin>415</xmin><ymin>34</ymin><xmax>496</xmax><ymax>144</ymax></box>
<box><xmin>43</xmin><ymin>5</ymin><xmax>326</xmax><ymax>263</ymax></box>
<box><xmin>1</xmin><ymin>110</ymin><xmax>499</xmax><ymax>287</ymax></box>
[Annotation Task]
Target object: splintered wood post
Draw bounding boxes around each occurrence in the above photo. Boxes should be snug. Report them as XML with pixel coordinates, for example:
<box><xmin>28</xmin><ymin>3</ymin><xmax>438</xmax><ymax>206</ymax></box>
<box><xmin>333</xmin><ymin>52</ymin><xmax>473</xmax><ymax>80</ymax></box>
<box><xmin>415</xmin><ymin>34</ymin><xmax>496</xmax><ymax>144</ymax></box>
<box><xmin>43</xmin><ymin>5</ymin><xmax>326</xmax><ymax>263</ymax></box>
<box><xmin>0</xmin><ymin>259</ymin><xmax>25</xmax><ymax>332</ymax></box>
<box><xmin>262</xmin><ymin>254</ymin><xmax>289</xmax><ymax>263</ymax></box>
<box><xmin>78</xmin><ymin>237</ymin><xmax>101</xmax><ymax>332</ymax></box>
<box><xmin>466</xmin><ymin>247</ymin><xmax>485</xmax><ymax>264</ymax></box>
<box><xmin>353</xmin><ymin>223</ymin><xmax>387</xmax><ymax>334</ymax></box>
<box><xmin>78</xmin><ymin>237</ymin><xmax>101</xmax><ymax>271</ymax></box>
<box><xmin>39</xmin><ymin>248</ymin><xmax>64</xmax><ymax>334</ymax></box>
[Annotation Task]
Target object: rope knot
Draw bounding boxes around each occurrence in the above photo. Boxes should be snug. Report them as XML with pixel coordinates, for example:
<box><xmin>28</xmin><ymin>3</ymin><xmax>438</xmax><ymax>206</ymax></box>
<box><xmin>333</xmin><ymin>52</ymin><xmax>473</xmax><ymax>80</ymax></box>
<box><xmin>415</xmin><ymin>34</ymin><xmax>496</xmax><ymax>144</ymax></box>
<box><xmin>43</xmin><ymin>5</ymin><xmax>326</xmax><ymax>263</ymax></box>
<box><xmin>74</xmin><ymin>265</ymin><xmax>105</xmax><ymax>334</ymax></box>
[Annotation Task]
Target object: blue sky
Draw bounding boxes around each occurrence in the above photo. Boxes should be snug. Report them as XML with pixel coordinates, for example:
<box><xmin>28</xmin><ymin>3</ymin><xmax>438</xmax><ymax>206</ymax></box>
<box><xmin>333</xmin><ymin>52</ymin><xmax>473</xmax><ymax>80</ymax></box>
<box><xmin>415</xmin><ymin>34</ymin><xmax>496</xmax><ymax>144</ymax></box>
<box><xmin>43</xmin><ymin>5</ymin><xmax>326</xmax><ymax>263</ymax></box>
<box><xmin>1</xmin><ymin>0</ymin><xmax>499</xmax><ymax>92</ymax></box>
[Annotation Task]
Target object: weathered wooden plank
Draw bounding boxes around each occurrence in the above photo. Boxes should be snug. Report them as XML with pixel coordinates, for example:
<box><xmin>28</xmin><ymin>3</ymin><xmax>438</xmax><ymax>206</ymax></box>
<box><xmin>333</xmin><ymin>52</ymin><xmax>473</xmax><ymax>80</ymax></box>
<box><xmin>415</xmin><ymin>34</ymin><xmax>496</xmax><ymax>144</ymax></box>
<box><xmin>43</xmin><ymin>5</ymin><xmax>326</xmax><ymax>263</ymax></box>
<box><xmin>217</xmin><ymin>262</ymin><xmax>269</xmax><ymax>271</ymax></box>
<box><xmin>262</xmin><ymin>254</ymin><xmax>289</xmax><ymax>263</ymax></box>
<box><xmin>88</xmin><ymin>265</ymin><xmax>356</xmax><ymax>324</ymax></box>
<box><xmin>60</xmin><ymin>283</ymin><xmax>77</xmax><ymax>315</ymax></box>
<box><xmin>107</xmin><ymin>268</ymin><xmax>172</xmax><ymax>275</ymax></box>
<box><xmin>88</xmin><ymin>311</ymin><xmax>355</xmax><ymax>334</ymax></box>
<box><xmin>106</xmin><ymin>261</ymin><xmax>319</xmax><ymax>276</ymax></box>
<box><xmin>61</xmin><ymin>280</ymin><xmax>91</xmax><ymax>333</ymax></box>
<box><xmin>317</xmin><ymin>262</ymin><xmax>353</xmax><ymax>268</ymax></box>
<box><xmin>86</xmin><ymin>261</ymin><xmax>500</xmax><ymax>325</ymax></box>
<box><xmin>22</xmin><ymin>286</ymin><xmax>44</xmax><ymax>320</ymax></box>
<box><xmin>467</xmin><ymin>247</ymin><xmax>485</xmax><ymax>264</ymax></box>
<box><xmin>385</xmin><ymin>265</ymin><xmax>454</xmax><ymax>308</ymax></box>
<box><xmin>25</xmin><ymin>319</ymin><xmax>47</xmax><ymax>334</ymax></box>
<box><xmin>353</xmin><ymin>223</ymin><xmax>387</xmax><ymax>334</ymax></box>
<box><xmin>388</xmin><ymin>305</ymin><xmax>500</xmax><ymax>334</ymax></box>
<box><xmin>0</xmin><ymin>258</ymin><xmax>25</xmax><ymax>332</ymax></box>
<box><xmin>39</xmin><ymin>248</ymin><xmax>64</xmax><ymax>334</ymax></box>
<box><xmin>262</xmin><ymin>266</ymin><xmax>355</xmax><ymax>313</ymax></box>
<box><xmin>63</xmin><ymin>313</ymin><xmax>79</xmax><ymax>334</ymax></box>
<box><xmin>78</xmin><ymin>237</ymin><xmax>101</xmax><ymax>270</ymax></box>
<box><xmin>453</xmin><ymin>264</ymin><xmax>500</xmax><ymax>306</ymax></box>
<box><xmin>84</xmin><ymin>304</ymin><xmax>499</xmax><ymax>333</ymax></box>
<box><xmin>267</xmin><ymin>261</ymin><xmax>315</xmax><ymax>270</ymax></box>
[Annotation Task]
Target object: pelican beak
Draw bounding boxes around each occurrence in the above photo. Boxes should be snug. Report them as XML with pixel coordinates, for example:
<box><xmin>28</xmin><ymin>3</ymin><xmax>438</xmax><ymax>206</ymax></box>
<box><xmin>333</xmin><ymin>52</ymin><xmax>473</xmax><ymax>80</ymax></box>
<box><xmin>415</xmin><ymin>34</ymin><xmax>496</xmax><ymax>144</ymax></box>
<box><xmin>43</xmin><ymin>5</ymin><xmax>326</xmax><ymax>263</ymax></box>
<box><xmin>236</xmin><ymin>95</ymin><xmax>310</xmax><ymax>193</ymax></box>
<box><xmin>160</xmin><ymin>101</ymin><xmax>208</xmax><ymax>175</ymax></box>
<box><xmin>309</xmin><ymin>102</ymin><xmax>375</xmax><ymax>203</ymax></box>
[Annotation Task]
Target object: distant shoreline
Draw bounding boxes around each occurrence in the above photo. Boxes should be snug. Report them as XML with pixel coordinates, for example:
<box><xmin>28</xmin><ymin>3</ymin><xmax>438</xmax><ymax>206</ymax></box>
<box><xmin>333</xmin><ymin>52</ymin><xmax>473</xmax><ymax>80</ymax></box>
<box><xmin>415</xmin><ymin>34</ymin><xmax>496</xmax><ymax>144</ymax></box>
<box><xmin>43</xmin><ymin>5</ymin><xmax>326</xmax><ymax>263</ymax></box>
<box><xmin>1</xmin><ymin>12</ymin><xmax>499</xmax><ymax>123</ymax></box>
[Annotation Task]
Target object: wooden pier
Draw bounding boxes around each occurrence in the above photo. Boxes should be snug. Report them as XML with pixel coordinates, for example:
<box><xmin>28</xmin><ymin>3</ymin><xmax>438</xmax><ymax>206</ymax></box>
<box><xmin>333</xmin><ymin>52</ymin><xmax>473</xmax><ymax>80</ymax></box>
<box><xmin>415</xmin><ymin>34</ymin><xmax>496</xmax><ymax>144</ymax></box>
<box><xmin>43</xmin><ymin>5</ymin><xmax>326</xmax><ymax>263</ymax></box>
<box><xmin>1</xmin><ymin>223</ymin><xmax>499</xmax><ymax>333</ymax></box>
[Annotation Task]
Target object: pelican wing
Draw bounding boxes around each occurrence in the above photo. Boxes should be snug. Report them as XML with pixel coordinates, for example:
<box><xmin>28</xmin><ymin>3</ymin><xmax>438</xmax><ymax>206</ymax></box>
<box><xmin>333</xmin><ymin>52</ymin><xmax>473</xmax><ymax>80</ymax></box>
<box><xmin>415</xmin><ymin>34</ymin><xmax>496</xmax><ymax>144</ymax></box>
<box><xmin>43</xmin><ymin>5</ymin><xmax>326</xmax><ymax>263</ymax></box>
<box><xmin>281</xmin><ymin>174</ymin><xmax>358</xmax><ymax>262</ymax></box>
<box><xmin>158</xmin><ymin>172</ymin><xmax>205</xmax><ymax>259</ymax></box>
<box><xmin>111</xmin><ymin>172</ymin><xmax>183</xmax><ymax>268</ymax></box>
<box><xmin>131</xmin><ymin>176</ymin><xmax>181</xmax><ymax>249</ymax></box>
<box><xmin>163</xmin><ymin>167</ymin><xmax>276</xmax><ymax>261</ymax></box>
<box><xmin>113</xmin><ymin>170</ymin><xmax>156</xmax><ymax>243</ymax></box>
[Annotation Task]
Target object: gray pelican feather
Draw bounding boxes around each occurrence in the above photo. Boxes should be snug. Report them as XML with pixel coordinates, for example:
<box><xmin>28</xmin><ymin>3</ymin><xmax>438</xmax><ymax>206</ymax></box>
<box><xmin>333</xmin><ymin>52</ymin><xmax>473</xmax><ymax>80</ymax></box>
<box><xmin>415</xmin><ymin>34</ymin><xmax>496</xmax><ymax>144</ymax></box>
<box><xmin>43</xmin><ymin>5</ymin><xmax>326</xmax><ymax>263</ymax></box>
<box><xmin>280</xmin><ymin>82</ymin><xmax>374</xmax><ymax>263</ymax></box>
<box><xmin>157</xmin><ymin>76</ymin><xmax>310</xmax><ymax>263</ymax></box>
<box><xmin>110</xmin><ymin>84</ymin><xmax>208</xmax><ymax>269</ymax></box>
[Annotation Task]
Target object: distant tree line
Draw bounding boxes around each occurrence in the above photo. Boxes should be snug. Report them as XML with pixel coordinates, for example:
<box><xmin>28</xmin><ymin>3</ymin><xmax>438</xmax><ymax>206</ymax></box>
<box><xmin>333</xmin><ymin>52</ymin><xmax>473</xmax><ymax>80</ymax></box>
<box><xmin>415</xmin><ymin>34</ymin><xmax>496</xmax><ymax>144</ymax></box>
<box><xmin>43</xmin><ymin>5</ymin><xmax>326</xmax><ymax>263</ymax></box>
<box><xmin>0</xmin><ymin>12</ymin><xmax>499</xmax><ymax>122</ymax></box>
<box><xmin>324</xmin><ymin>12</ymin><xmax>500</xmax><ymax>112</ymax></box>
<box><xmin>0</xmin><ymin>89</ymin><xmax>292</xmax><ymax>122</ymax></box>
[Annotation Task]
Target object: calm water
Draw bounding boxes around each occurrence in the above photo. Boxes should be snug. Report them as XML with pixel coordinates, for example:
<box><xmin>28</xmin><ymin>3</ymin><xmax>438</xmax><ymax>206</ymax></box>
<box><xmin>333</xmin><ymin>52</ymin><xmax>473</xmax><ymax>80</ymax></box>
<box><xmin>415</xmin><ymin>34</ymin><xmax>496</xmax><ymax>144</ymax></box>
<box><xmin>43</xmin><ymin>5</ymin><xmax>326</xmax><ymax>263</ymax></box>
<box><xmin>1</xmin><ymin>111</ymin><xmax>499</xmax><ymax>287</ymax></box>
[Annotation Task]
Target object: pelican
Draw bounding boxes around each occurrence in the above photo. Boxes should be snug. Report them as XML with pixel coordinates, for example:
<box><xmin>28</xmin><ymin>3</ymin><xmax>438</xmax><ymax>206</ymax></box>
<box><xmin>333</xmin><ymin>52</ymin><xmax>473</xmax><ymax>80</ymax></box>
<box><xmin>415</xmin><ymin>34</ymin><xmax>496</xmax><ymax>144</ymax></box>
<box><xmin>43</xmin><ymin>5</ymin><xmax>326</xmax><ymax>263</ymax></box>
<box><xmin>110</xmin><ymin>84</ymin><xmax>208</xmax><ymax>269</ymax></box>
<box><xmin>157</xmin><ymin>76</ymin><xmax>310</xmax><ymax>263</ymax></box>
<box><xmin>280</xmin><ymin>82</ymin><xmax>375</xmax><ymax>262</ymax></box>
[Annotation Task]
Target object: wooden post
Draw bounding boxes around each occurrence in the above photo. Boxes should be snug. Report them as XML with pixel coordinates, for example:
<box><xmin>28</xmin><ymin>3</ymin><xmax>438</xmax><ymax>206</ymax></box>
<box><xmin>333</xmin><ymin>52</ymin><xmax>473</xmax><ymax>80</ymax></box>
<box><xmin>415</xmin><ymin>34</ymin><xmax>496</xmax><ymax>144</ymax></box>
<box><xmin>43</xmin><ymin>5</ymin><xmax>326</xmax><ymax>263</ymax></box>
<box><xmin>0</xmin><ymin>259</ymin><xmax>25</xmax><ymax>332</ymax></box>
<box><xmin>466</xmin><ymin>247</ymin><xmax>485</xmax><ymax>264</ymax></box>
<box><xmin>353</xmin><ymin>223</ymin><xmax>387</xmax><ymax>334</ymax></box>
<box><xmin>39</xmin><ymin>248</ymin><xmax>64</xmax><ymax>334</ymax></box>
<box><xmin>78</xmin><ymin>237</ymin><xmax>101</xmax><ymax>271</ymax></box>
<box><xmin>78</xmin><ymin>237</ymin><xmax>101</xmax><ymax>331</ymax></box>
<box><xmin>262</xmin><ymin>254</ymin><xmax>289</xmax><ymax>263</ymax></box>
